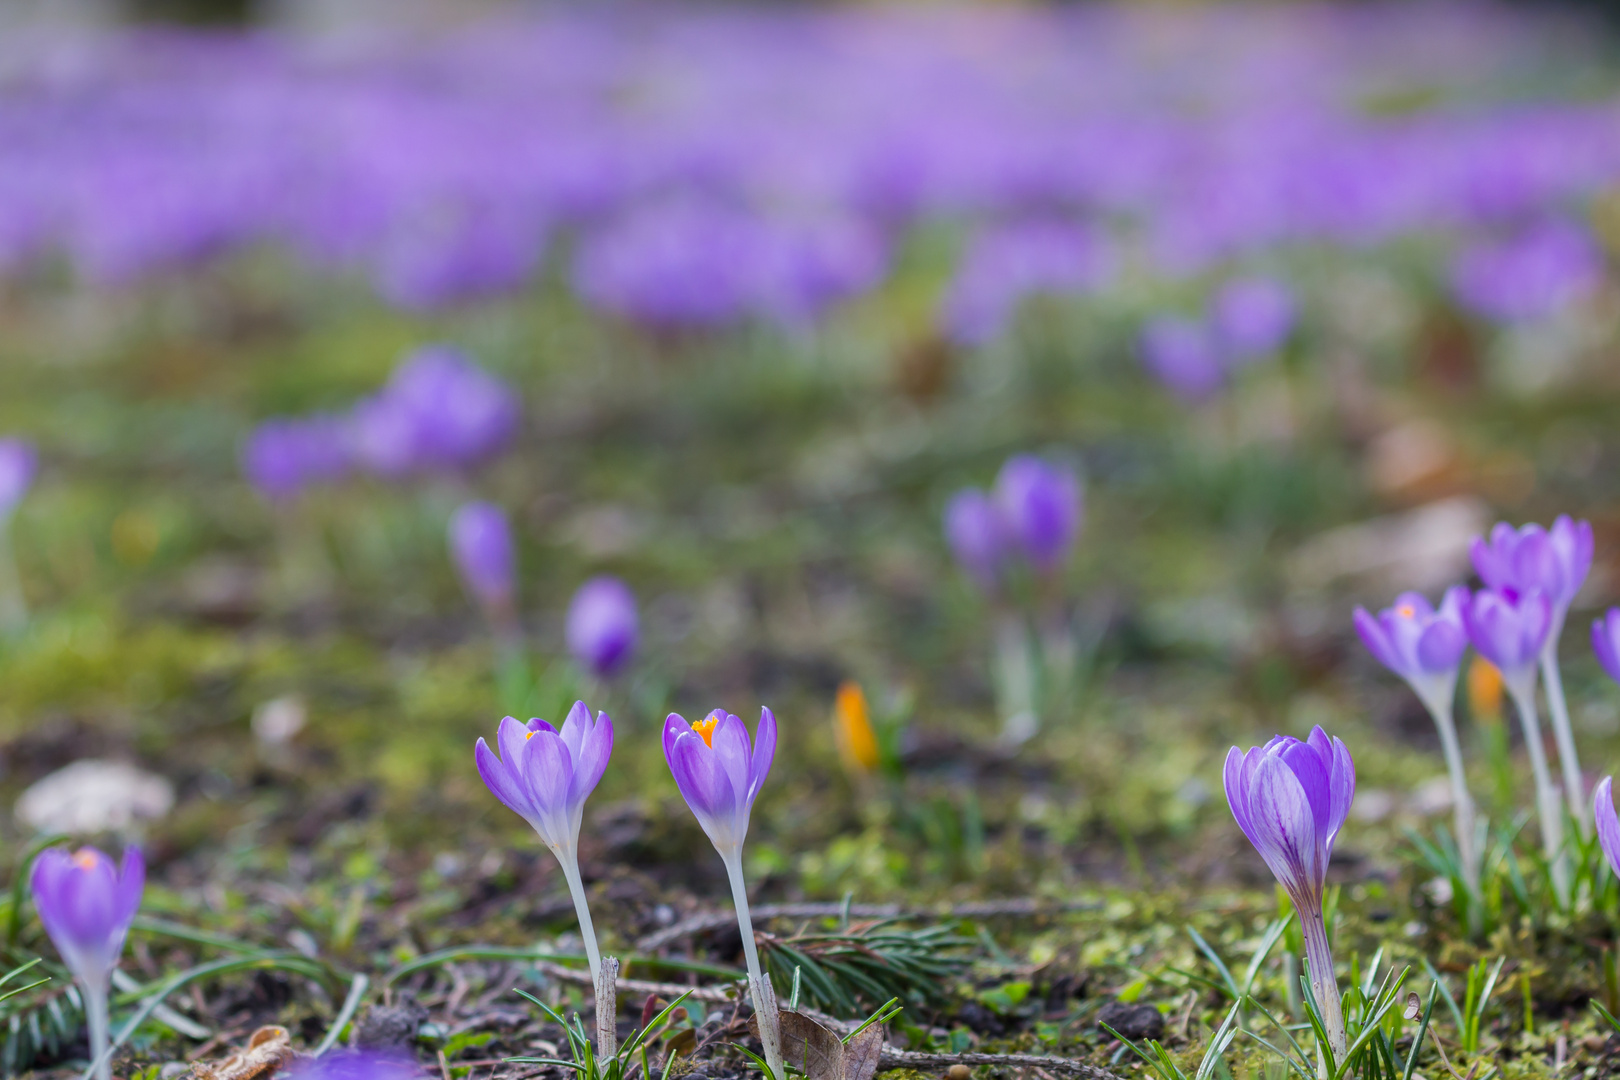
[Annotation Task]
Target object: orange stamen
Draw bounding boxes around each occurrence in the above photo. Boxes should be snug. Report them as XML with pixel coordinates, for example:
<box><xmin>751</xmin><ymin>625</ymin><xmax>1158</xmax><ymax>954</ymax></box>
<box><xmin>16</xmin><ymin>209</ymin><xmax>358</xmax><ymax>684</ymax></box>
<box><xmin>72</xmin><ymin>850</ymin><xmax>98</xmax><ymax>871</ymax></box>
<box><xmin>692</xmin><ymin>714</ymin><xmax>719</xmax><ymax>747</ymax></box>
<box><xmin>1396</xmin><ymin>604</ymin><xmax>1416</xmax><ymax>618</ymax></box>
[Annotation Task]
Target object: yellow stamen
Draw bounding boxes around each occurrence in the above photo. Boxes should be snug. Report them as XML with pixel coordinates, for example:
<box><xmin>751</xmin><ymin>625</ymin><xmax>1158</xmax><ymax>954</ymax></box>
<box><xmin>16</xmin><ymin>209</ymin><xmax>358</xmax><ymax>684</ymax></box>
<box><xmin>72</xmin><ymin>850</ymin><xmax>98</xmax><ymax>871</ymax></box>
<box><xmin>834</xmin><ymin>682</ymin><xmax>880</xmax><ymax>773</ymax></box>
<box><xmin>526</xmin><ymin>730</ymin><xmax>539</xmax><ymax>740</ymax></box>
<box><xmin>1468</xmin><ymin>656</ymin><xmax>1504</xmax><ymax>721</ymax></box>
<box><xmin>693</xmin><ymin>714</ymin><xmax>719</xmax><ymax>747</ymax></box>
<box><xmin>1396</xmin><ymin>604</ymin><xmax>1416</xmax><ymax>619</ymax></box>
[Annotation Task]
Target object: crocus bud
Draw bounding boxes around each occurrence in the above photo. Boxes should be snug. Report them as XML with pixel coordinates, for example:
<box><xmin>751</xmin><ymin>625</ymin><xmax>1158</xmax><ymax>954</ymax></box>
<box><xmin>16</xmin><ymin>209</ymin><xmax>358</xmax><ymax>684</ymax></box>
<box><xmin>1352</xmin><ymin>587</ymin><xmax>1469</xmax><ymax>714</ymax></box>
<box><xmin>1225</xmin><ymin>728</ymin><xmax>1353</xmax><ymax>1054</ymax></box>
<box><xmin>993</xmin><ymin>455</ymin><xmax>1082</xmax><ymax>576</ymax></box>
<box><xmin>566</xmin><ymin>576</ymin><xmax>638</xmax><ymax>679</ymax></box>
<box><xmin>1462</xmin><ymin>587</ymin><xmax>1551</xmax><ymax>696</ymax></box>
<box><xmin>944</xmin><ymin>488</ymin><xmax>1007</xmax><ymax>594</ymax></box>
<box><xmin>1593</xmin><ymin>608</ymin><xmax>1620</xmax><ymax>684</ymax></box>
<box><xmin>242</xmin><ymin>417</ymin><xmax>350</xmax><ymax>502</ymax></box>
<box><xmin>1596</xmin><ymin>776</ymin><xmax>1620</xmax><ymax>881</ymax></box>
<box><xmin>1139</xmin><ymin>316</ymin><xmax>1224</xmax><ymax>403</ymax></box>
<box><xmin>0</xmin><ymin>439</ymin><xmax>37</xmax><ymax>518</ymax></box>
<box><xmin>31</xmin><ymin>846</ymin><xmax>144</xmax><ymax>986</ymax></box>
<box><xmin>663</xmin><ymin>707</ymin><xmax>776</xmax><ymax>858</ymax></box>
<box><xmin>448</xmin><ymin>502</ymin><xmax>515</xmax><ymax>613</ymax></box>
<box><xmin>1210</xmin><ymin>277</ymin><xmax>1294</xmax><ymax>361</ymax></box>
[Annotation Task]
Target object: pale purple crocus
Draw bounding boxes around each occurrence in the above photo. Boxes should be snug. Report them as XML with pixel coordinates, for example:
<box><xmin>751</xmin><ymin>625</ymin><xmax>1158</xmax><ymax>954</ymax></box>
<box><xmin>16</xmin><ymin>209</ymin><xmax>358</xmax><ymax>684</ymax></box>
<box><xmin>992</xmin><ymin>455</ymin><xmax>1082</xmax><ymax>576</ymax></box>
<box><xmin>1224</xmin><ymin>728</ymin><xmax>1353</xmax><ymax>1057</ymax></box>
<box><xmin>1139</xmin><ymin>316</ymin><xmax>1225</xmax><ymax>403</ymax></box>
<box><xmin>1210</xmin><ymin>276</ymin><xmax>1295</xmax><ymax>361</ymax></box>
<box><xmin>1353</xmin><ymin>587</ymin><xmax>1479</xmax><ymax>890</ymax></box>
<box><xmin>566</xmin><ymin>576</ymin><xmax>638</xmax><ymax>679</ymax></box>
<box><xmin>475</xmin><ymin>703</ymin><xmax>613</xmax><ymax>986</ymax></box>
<box><xmin>1463</xmin><ymin>587</ymin><xmax>1568</xmax><ymax>898</ymax></box>
<box><xmin>1472</xmin><ymin>517</ymin><xmax>1593</xmax><ymax>820</ymax></box>
<box><xmin>944</xmin><ymin>488</ymin><xmax>1008</xmax><ymax>595</ymax></box>
<box><xmin>0</xmin><ymin>439</ymin><xmax>36</xmax><ymax>518</ymax></box>
<box><xmin>449</xmin><ymin>502</ymin><xmax>516</xmax><ymax>621</ymax></box>
<box><xmin>1593</xmin><ymin>608</ymin><xmax>1620</xmax><ymax>684</ymax></box>
<box><xmin>1595</xmin><ymin>776</ymin><xmax>1620</xmax><ymax>883</ymax></box>
<box><xmin>242</xmin><ymin>416</ymin><xmax>351</xmax><ymax>502</ymax></box>
<box><xmin>664</xmin><ymin>708</ymin><xmax>784</xmax><ymax>1077</ymax></box>
<box><xmin>31</xmin><ymin>846</ymin><xmax>145</xmax><ymax>1080</ymax></box>
<box><xmin>286</xmin><ymin>1051</ymin><xmax>418</xmax><ymax>1080</ymax></box>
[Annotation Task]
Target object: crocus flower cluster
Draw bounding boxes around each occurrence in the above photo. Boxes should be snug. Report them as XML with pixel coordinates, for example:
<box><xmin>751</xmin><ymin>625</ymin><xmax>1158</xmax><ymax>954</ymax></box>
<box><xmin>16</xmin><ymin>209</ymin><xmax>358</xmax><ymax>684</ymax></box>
<box><xmin>476</xmin><ymin>700</ymin><xmax>782</xmax><ymax>1072</ymax></box>
<box><xmin>31</xmin><ymin>846</ymin><xmax>145</xmax><ymax>1080</ymax></box>
<box><xmin>1225</xmin><ymin>728</ymin><xmax>1354</xmax><ymax>1056</ymax></box>
<box><xmin>0</xmin><ymin>8</ymin><xmax>1613</xmax><ymax>340</ymax></box>
<box><xmin>243</xmin><ymin>346</ymin><xmax>519</xmax><ymax>501</ymax></box>
<box><xmin>1139</xmin><ymin>278</ymin><xmax>1296</xmax><ymax>403</ymax></box>
<box><xmin>1355</xmin><ymin>515</ymin><xmax>1594</xmax><ymax>904</ymax></box>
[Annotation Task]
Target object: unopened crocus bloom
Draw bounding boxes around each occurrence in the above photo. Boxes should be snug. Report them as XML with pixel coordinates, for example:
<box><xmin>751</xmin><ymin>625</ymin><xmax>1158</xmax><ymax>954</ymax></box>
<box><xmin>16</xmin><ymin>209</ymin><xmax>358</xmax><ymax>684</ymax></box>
<box><xmin>0</xmin><ymin>439</ymin><xmax>36</xmax><ymax>518</ymax></box>
<box><xmin>1224</xmin><ymin>728</ymin><xmax>1353</xmax><ymax>1056</ymax></box>
<box><xmin>1464</xmin><ymin>587</ymin><xmax>1567</xmax><ymax>897</ymax></box>
<box><xmin>1593</xmin><ymin>608</ymin><xmax>1620</xmax><ymax>683</ymax></box>
<box><xmin>1139</xmin><ymin>316</ymin><xmax>1224</xmax><ymax>403</ymax></box>
<box><xmin>1472</xmin><ymin>517</ymin><xmax>1592</xmax><ymax>818</ymax></box>
<box><xmin>1353</xmin><ymin>587</ymin><xmax>1479</xmax><ymax>889</ymax></box>
<box><xmin>664</xmin><ymin>708</ymin><xmax>784</xmax><ymax>1078</ymax></box>
<box><xmin>449</xmin><ymin>502</ymin><xmax>516</xmax><ymax>623</ymax></box>
<box><xmin>944</xmin><ymin>488</ymin><xmax>1007</xmax><ymax>594</ymax></box>
<box><xmin>992</xmin><ymin>455</ymin><xmax>1082</xmax><ymax>576</ymax></box>
<box><xmin>475</xmin><ymin>704</ymin><xmax>613</xmax><ymax>986</ymax></box>
<box><xmin>566</xmin><ymin>576</ymin><xmax>638</xmax><ymax>679</ymax></box>
<box><xmin>1596</xmin><ymin>777</ymin><xmax>1620</xmax><ymax>883</ymax></box>
<box><xmin>833</xmin><ymin>682</ymin><xmax>880</xmax><ymax>775</ymax></box>
<box><xmin>32</xmin><ymin>846</ymin><xmax>145</xmax><ymax>1080</ymax></box>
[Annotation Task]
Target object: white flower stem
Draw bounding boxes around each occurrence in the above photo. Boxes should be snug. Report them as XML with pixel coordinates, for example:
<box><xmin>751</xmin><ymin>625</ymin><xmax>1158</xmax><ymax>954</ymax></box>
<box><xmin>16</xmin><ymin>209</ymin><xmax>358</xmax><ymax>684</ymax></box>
<box><xmin>1508</xmin><ymin>683</ymin><xmax>1570</xmax><ymax>906</ymax></box>
<box><xmin>1539</xmin><ymin>645</ymin><xmax>1586</xmax><ymax>829</ymax></box>
<box><xmin>1299</xmin><ymin>907</ymin><xmax>1346</xmax><ymax>1059</ymax></box>
<box><xmin>82</xmin><ymin>978</ymin><xmax>110</xmax><ymax>1080</ymax></box>
<box><xmin>556</xmin><ymin>850</ymin><xmax>612</xmax><ymax>1053</ymax></box>
<box><xmin>1422</xmin><ymin>696</ymin><xmax>1481</xmax><ymax>896</ymax></box>
<box><xmin>723</xmin><ymin>851</ymin><xmax>784</xmax><ymax>1080</ymax></box>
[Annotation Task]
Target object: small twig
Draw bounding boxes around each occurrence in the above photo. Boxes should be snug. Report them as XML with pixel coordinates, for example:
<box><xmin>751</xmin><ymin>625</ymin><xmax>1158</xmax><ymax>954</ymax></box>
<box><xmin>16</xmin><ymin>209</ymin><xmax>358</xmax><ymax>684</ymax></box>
<box><xmin>534</xmin><ymin>960</ymin><xmax>737</xmax><ymax>1003</ymax></box>
<box><xmin>636</xmin><ymin>899</ymin><xmax>1100</xmax><ymax>953</ymax></box>
<box><xmin>879</xmin><ymin>1048</ymin><xmax>1126</xmax><ymax>1079</ymax></box>
<box><xmin>596</xmin><ymin>956</ymin><xmax>620</xmax><ymax>1058</ymax></box>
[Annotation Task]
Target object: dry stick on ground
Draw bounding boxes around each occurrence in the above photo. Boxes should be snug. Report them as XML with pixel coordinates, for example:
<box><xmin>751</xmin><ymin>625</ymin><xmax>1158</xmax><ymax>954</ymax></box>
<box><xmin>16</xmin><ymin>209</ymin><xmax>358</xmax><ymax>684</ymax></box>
<box><xmin>535</xmin><ymin>960</ymin><xmax>737</xmax><ymax>1003</ymax></box>
<box><xmin>636</xmin><ymin>899</ymin><xmax>1103</xmax><ymax>953</ymax></box>
<box><xmin>878</xmin><ymin>1049</ymin><xmax>1127</xmax><ymax>1079</ymax></box>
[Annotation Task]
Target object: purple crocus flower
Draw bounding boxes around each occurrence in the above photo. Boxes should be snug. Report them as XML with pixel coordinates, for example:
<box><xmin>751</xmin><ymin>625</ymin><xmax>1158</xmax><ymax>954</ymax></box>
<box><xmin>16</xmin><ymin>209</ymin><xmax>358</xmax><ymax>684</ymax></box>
<box><xmin>1224</xmin><ymin>728</ymin><xmax>1353</xmax><ymax>1055</ymax></box>
<box><xmin>1353</xmin><ymin>587</ymin><xmax>1469</xmax><ymax>713</ymax></box>
<box><xmin>663</xmin><ymin>706</ymin><xmax>783</xmax><ymax>1076</ymax></box>
<box><xmin>944</xmin><ymin>488</ymin><xmax>1008</xmax><ymax>594</ymax></box>
<box><xmin>0</xmin><ymin>438</ymin><xmax>37</xmax><ymax>517</ymax></box>
<box><xmin>1472</xmin><ymin>517</ymin><xmax>1592</xmax><ymax>820</ymax></box>
<box><xmin>1450</xmin><ymin>219</ymin><xmax>1603</xmax><ymax>325</ymax></box>
<box><xmin>350</xmin><ymin>347</ymin><xmax>521</xmax><ymax>477</ymax></box>
<box><xmin>242</xmin><ymin>416</ymin><xmax>351</xmax><ymax>502</ymax></box>
<box><xmin>449</xmin><ymin>502</ymin><xmax>515</xmax><ymax>614</ymax></box>
<box><xmin>566</xmin><ymin>576</ymin><xmax>638</xmax><ymax>679</ymax></box>
<box><xmin>31</xmin><ymin>846</ymin><xmax>145</xmax><ymax>1080</ymax></box>
<box><xmin>1209</xmin><ymin>276</ymin><xmax>1295</xmax><ymax>361</ymax></box>
<box><xmin>1353</xmin><ymin>587</ymin><xmax>1479</xmax><ymax>890</ymax></box>
<box><xmin>1462</xmin><ymin>588</ymin><xmax>1551</xmax><ymax>692</ymax></box>
<box><xmin>992</xmin><ymin>455</ymin><xmax>1082</xmax><ymax>576</ymax></box>
<box><xmin>1139</xmin><ymin>316</ymin><xmax>1225</xmax><ymax>403</ymax></box>
<box><xmin>1594</xmin><ymin>608</ymin><xmax>1620</xmax><ymax>683</ymax></box>
<box><xmin>286</xmin><ymin>1051</ymin><xmax>418</xmax><ymax>1080</ymax></box>
<box><xmin>475</xmin><ymin>703</ymin><xmax>613</xmax><ymax>984</ymax></box>
<box><xmin>1596</xmin><ymin>776</ymin><xmax>1620</xmax><ymax>882</ymax></box>
<box><xmin>663</xmin><ymin>708</ymin><xmax>777</xmax><ymax>858</ymax></box>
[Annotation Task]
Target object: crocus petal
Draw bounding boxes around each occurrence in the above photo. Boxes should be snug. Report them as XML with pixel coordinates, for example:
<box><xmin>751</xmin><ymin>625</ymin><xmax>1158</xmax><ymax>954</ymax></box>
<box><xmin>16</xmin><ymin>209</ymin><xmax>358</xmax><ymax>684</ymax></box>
<box><xmin>573</xmin><ymin>710</ymin><xmax>613</xmax><ymax>800</ymax></box>
<box><xmin>1416</xmin><ymin>620</ymin><xmax>1466</xmax><ymax>672</ymax></box>
<box><xmin>1323</xmin><ymin>733</ymin><xmax>1355</xmax><ymax>845</ymax></box>
<box><xmin>1223</xmin><ymin>746</ymin><xmax>1257</xmax><ymax>846</ymax></box>
<box><xmin>1283</xmin><ymin>733</ymin><xmax>1333</xmax><ymax>837</ymax></box>
<box><xmin>1353</xmin><ymin>607</ymin><xmax>1400</xmax><ymax>673</ymax></box>
<box><xmin>1596</xmin><ymin>777</ymin><xmax>1620</xmax><ymax>881</ymax></box>
<box><xmin>1247</xmin><ymin>754</ymin><xmax>1319</xmax><ymax>897</ymax></box>
<box><xmin>669</xmin><ymin>731</ymin><xmax>738</xmax><ymax>844</ymax></box>
<box><xmin>748</xmin><ymin>706</ymin><xmax>777</xmax><ymax>803</ymax></box>
<box><xmin>1594</xmin><ymin>610</ymin><xmax>1620</xmax><ymax>683</ymax></box>
<box><xmin>663</xmin><ymin>713</ymin><xmax>695</xmax><ymax>766</ymax></box>
<box><xmin>112</xmin><ymin>848</ymin><xmax>145</xmax><ymax>936</ymax></box>
<box><xmin>558</xmin><ymin>700</ymin><xmax>592</xmax><ymax>761</ymax></box>
<box><xmin>476</xmin><ymin>736</ymin><xmax>535</xmax><ymax>822</ymax></box>
<box><xmin>497</xmin><ymin>716</ymin><xmax>532</xmax><ymax>776</ymax></box>
<box><xmin>709</xmin><ymin>711</ymin><xmax>753</xmax><ymax>812</ymax></box>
